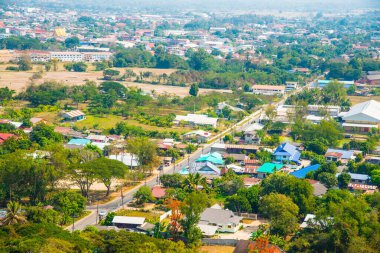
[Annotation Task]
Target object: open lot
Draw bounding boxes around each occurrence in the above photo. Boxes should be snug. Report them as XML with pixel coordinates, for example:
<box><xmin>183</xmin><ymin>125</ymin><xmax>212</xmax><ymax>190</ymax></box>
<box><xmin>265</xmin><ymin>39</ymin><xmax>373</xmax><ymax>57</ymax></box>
<box><xmin>0</xmin><ymin>66</ymin><xmax>231</xmax><ymax>97</ymax></box>
<box><xmin>200</xmin><ymin>246</ymin><xmax>235</xmax><ymax>253</ymax></box>
<box><xmin>349</xmin><ymin>96</ymin><xmax>380</xmax><ymax>105</ymax></box>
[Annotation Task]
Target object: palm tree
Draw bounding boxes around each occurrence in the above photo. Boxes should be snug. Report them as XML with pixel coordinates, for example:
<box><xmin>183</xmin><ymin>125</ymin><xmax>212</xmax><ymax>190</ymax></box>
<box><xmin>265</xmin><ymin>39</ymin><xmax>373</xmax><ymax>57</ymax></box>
<box><xmin>183</xmin><ymin>173</ymin><xmax>207</xmax><ymax>192</ymax></box>
<box><xmin>1</xmin><ymin>201</ymin><xmax>26</xmax><ymax>226</ymax></box>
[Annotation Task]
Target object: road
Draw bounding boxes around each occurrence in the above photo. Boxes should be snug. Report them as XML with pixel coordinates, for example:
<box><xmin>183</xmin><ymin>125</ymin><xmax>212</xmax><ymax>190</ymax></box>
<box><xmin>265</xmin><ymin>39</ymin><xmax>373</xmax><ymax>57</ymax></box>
<box><xmin>69</xmin><ymin>80</ymin><xmax>314</xmax><ymax>231</ymax></box>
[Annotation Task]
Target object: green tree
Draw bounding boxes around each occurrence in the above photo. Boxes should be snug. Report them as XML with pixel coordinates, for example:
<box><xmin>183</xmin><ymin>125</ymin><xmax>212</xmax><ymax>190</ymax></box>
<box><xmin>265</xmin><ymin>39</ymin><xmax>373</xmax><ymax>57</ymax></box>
<box><xmin>180</xmin><ymin>191</ymin><xmax>210</xmax><ymax>246</ymax></box>
<box><xmin>134</xmin><ymin>186</ymin><xmax>154</xmax><ymax>205</ymax></box>
<box><xmin>50</xmin><ymin>190</ymin><xmax>86</xmax><ymax>224</ymax></box>
<box><xmin>1</xmin><ymin>201</ymin><xmax>26</xmax><ymax>226</ymax></box>
<box><xmin>225</xmin><ymin>194</ymin><xmax>252</xmax><ymax>213</ymax></box>
<box><xmin>259</xmin><ymin>193</ymin><xmax>299</xmax><ymax>236</ymax></box>
<box><xmin>103</xmin><ymin>68</ymin><xmax>120</xmax><ymax>80</ymax></box>
<box><xmin>87</xmin><ymin>158</ymin><xmax>128</xmax><ymax>196</ymax></box>
<box><xmin>189</xmin><ymin>83</ymin><xmax>199</xmax><ymax>97</ymax></box>
<box><xmin>30</xmin><ymin>123</ymin><xmax>63</xmax><ymax>147</ymax></box>
<box><xmin>317</xmin><ymin>172</ymin><xmax>338</xmax><ymax>188</ymax></box>
<box><xmin>160</xmin><ymin>174</ymin><xmax>184</xmax><ymax>188</ymax></box>
<box><xmin>17</xmin><ymin>55</ymin><xmax>33</xmax><ymax>71</ymax></box>
<box><xmin>126</xmin><ymin>137</ymin><xmax>159</xmax><ymax>175</ymax></box>
<box><xmin>0</xmin><ymin>87</ymin><xmax>15</xmax><ymax>105</ymax></box>
<box><xmin>64</xmin><ymin>37</ymin><xmax>80</xmax><ymax>48</ymax></box>
<box><xmin>338</xmin><ymin>172</ymin><xmax>351</xmax><ymax>188</ymax></box>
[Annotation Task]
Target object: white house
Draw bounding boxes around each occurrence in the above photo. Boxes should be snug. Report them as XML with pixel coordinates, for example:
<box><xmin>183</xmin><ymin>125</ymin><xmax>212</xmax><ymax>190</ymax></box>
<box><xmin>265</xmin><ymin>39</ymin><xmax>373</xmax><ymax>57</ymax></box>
<box><xmin>198</xmin><ymin>206</ymin><xmax>242</xmax><ymax>234</ymax></box>
<box><xmin>183</xmin><ymin>130</ymin><xmax>212</xmax><ymax>143</ymax></box>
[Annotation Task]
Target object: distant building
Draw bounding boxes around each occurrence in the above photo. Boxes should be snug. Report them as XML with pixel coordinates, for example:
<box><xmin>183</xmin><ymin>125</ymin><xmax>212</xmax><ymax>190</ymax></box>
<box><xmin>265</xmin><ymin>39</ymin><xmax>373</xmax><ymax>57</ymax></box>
<box><xmin>336</xmin><ymin>172</ymin><xmax>370</xmax><ymax>185</ymax></box>
<box><xmin>285</xmin><ymin>81</ymin><xmax>298</xmax><ymax>92</ymax></box>
<box><xmin>112</xmin><ymin>216</ymin><xmax>146</xmax><ymax>229</ymax></box>
<box><xmin>244</xmin><ymin>123</ymin><xmax>264</xmax><ymax>144</ymax></box>
<box><xmin>324</xmin><ymin>149</ymin><xmax>355</xmax><ymax>164</ymax></box>
<box><xmin>340</xmin><ymin>100</ymin><xmax>380</xmax><ymax>133</ymax></box>
<box><xmin>174</xmin><ymin>114</ymin><xmax>218</xmax><ymax>128</ymax></box>
<box><xmin>252</xmin><ymin>85</ymin><xmax>285</xmax><ymax>96</ymax></box>
<box><xmin>315</xmin><ymin>80</ymin><xmax>354</xmax><ymax>89</ymax></box>
<box><xmin>290</xmin><ymin>164</ymin><xmax>320</xmax><ymax>179</ymax></box>
<box><xmin>257</xmin><ymin>163</ymin><xmax>284</xmax><ymax>179</ymax></box>
<box><xmin>67</xmin><ymin>138</ymin><xmax>91</xmax><ymax>147</ymax></box>
<box><xmin>183</xmin><ymin>130</ymin><xmax>212</xmax><ymax>143</ymax></box>
<box><xmin>62</xmin><ymin>110</ymin><xmax>86</xmax><ymax>121</ymax></box>
<box><xmin>0</xmin><ymin>133</ymin><xmax>16</xmax><ymax>144</ymax></box>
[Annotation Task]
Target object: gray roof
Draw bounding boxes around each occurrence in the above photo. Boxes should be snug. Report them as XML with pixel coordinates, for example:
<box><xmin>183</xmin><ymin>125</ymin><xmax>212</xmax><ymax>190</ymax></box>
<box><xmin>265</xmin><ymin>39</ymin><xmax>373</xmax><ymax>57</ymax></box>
<box><xmin>200</xmin><ymin>208</ymin><xmax>242</xmax><ymax>226</ymax></box>
<box><xmin>336</xmin><ymin>172</ymin><xmax>370</xmax><ymax>181</ymax></box>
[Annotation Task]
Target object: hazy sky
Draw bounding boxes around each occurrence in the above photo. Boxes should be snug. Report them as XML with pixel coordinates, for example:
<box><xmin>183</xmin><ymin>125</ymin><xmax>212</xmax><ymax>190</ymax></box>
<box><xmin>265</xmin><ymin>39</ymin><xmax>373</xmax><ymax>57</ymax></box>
<box><xmin>7</xmin><ymin>0</ymin><xmax>380</xmax><ymax>11</ymax></box>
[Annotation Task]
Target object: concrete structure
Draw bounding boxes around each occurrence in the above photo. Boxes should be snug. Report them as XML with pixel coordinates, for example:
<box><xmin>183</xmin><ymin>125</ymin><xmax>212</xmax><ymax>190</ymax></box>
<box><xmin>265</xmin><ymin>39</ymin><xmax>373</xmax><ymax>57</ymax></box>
<box><xmin>285</xmin><ymin>81</ymin><xmax>298</xmax><ymax>92</ymax></box>
<box><xmin>252</xmin><ymin>85</ymin><xmax>285</xmax><ymax>96</ymax></box>
<box><xmin>340</xmin><ymin>100</ymin><xmax>380</xmax><ymax>133</ymax></box>
<box><xmin>174</xmin><ymin>114</ymin><xmax>218</xmax><ymax>128</ymax></box>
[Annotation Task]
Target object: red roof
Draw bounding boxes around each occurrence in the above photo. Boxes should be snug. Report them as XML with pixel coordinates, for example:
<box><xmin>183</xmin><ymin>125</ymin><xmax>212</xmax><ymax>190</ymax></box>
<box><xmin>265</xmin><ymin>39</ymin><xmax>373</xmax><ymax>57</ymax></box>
<box><xmin>152</xmin><ymin>186</ymin><xmax>166</xmax><ymax>198</ymax></box>
<box><xmin>325</xmin><ymin>152</ymin><xmax>343</xmax><ymax>158</ymax></box>
<box><xmin>0</xmin><ymin>133</ymin><xmax>16</xmax><ymax>143</ymax></box>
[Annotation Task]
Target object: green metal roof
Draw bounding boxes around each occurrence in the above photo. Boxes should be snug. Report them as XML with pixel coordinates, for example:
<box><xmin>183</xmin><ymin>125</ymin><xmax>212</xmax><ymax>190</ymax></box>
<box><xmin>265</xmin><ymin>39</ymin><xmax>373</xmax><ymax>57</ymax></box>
<box><xmin>257</xmin><ymin>163</ymin><xmax>284</xmax><ymax>174</ymax></box>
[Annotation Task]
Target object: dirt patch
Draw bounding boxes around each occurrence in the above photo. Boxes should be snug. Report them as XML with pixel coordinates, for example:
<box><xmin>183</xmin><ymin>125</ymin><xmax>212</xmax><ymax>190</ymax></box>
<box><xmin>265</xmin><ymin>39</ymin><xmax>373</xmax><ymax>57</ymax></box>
<box><xmin>349</xmin><ymin>96</ymin><xmax>380</xmax><ymax>105</ymax></box>
<box><xmin>200</xmin><ymin>246</ymin><xmax>235</xmax><ymax>253</ymax></box>
<box><xmin>0</xmin><ymin>68</ymin><xmax>231</xmax><ymax>97</ymax></box>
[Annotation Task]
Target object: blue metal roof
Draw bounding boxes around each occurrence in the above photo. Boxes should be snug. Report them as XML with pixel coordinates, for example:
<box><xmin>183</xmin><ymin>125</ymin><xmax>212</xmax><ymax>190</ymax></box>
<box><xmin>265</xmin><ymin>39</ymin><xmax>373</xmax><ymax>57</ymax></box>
<box><xmin>68</xmin><ymin>138</ymin><xmax>91</xmax><ymax>146</ymax></box>
<box><xmin>290</xmin><ymin>164</ymin><xmax>320</xmax><ymax>178</ymax></box>
<box><xmin>274</xmin><ymin>142</ymin><xmax>301</xmax><ymax>162</ymax></box>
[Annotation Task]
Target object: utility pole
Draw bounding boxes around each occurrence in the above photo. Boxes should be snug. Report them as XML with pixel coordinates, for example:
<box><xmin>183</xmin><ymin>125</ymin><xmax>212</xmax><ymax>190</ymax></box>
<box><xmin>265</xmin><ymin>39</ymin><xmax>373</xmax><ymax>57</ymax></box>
<box><xmin>96</xmin><ymin>200</ymin><xmax>99</xmax><ymax>224</ymax></box>
<box><xmin>72</xmin><ymin>212</ymin><xmax>75</xmax><ymax>233</ymax></box>
<box><xmin>121</xmin><ymin>186</ymin><xmax>124</xmax><ymax>208</ymax></box>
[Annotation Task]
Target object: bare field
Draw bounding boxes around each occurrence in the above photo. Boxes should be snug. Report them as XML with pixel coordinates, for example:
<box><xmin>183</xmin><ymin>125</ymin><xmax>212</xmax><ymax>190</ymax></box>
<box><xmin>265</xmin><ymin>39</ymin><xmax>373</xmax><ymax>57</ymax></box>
<box><xmin>349</xmin><ymin>96</ymin><xmax>380</xmax><ymax>105</ymax></box>
<box><xmin>0</xmin><ymin>67</ymin><xmax>230</xmax><ymax>97</ymax></box>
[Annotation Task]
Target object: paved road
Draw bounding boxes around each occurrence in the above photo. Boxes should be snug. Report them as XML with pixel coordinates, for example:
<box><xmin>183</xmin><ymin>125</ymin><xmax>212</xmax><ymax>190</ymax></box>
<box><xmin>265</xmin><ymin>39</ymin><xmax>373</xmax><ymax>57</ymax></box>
<box><xmin>69</xmin><ymin>80</ymin><xmax>315</xmax><ymax>231</ymax></box>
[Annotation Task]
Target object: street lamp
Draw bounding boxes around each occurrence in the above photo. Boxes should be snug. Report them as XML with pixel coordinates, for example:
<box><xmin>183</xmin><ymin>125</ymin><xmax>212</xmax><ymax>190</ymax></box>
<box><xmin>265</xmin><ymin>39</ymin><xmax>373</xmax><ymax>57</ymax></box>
<box><xmin>71</xmin><ymin>212</ymin><xmax>77</xmax><ymax>233</ymax></box>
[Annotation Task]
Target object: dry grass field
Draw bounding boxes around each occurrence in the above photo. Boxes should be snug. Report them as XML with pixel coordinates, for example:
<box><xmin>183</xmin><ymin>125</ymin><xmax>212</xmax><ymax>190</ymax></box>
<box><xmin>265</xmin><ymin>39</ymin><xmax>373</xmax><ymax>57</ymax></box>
<box><xmin>0</xmin><ymin>65</ymin><xmax>230</xmax><ymax>97</ymax></box>
<box><xmin>348</xmin><ymin>96</ymin><xmax>380</xmax><ymax>105</ymax></box>
<box><xmin>200</xmin><ymin>246</ymin><xmax>235</xmax><ymax>253</ymax></box>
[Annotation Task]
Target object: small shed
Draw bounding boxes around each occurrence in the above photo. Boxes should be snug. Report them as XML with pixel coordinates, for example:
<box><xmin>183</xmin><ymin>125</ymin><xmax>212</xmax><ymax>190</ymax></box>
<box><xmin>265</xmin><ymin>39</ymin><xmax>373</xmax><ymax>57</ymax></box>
<box><xmin>112</xmin><ymin>216</ymin><xmax>146</xmax><ymax>229</ymax></box>
<box><xmin>62</xmin><ymin>110</ymin><xmax>86</xmax><ymax>121</ymax></box>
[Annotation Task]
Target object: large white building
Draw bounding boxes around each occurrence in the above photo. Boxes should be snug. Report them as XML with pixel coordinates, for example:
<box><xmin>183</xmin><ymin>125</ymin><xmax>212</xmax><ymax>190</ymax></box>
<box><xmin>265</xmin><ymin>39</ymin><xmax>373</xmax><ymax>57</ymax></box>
<box><xmin>252</xmin><ymin>85</ymin><xmax>285</xmax><ymax>95</ymax></box>
<box><xmin>174</xmin><ymin>114</ymin><xmax>218</xmax><ymax>128</ymax></box>
<box><xmin>340</xmin><ymin>100</ymin><xmax>380</xmax><ymax>133</ymax></box>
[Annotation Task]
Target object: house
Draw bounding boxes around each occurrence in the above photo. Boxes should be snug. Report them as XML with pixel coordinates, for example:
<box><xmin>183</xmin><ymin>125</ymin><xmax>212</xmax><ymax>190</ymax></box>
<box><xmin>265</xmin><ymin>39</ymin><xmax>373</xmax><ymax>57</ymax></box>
<box><xmin>183</xmin><ymin>130</ymin><xmax>212</xmax><ymax>143</ymax></box>
<box><xmin>30</xmin><ymin>117</ymin><xmax>47</xmax><ymax>125</ymax></box>
<box><xmin>336</xmin><ymin>172</ymin><xmax>370</xmax><ymax>184</ymax></box>
<box><xmin>112</xmin><ymin>216</ymin><xmax>146</xmax><ymax>229</ymax></box>
<box><xmin>0</xmin><ymin>133</ymin><xmax>16</xmax><ymax>144</ymax></box>
<box><xmin>244</xmin><ymin>123</ymin><xmax>264</xmax><ymax>144</ymax></box>
<box><xmin>243</xmin><ymin>177</ymin><xmax>261</xmax><ymax>187</ymax></box>
<box><xmin>86</xmin><ymin>134</ymin><xmax>108</xmax><ymax>143</ymax></box>
<box><xmin>273</xmin><ymin>142</ymin><xmax>301</xmax><ymax>164</ymax></box>
<box><xmin>0</xmin><ymin>119</ymin><xmax>22</xmax><ymax>129</ymax></box>
<box><xmin>365</xmin><ymin>156</ymin><xmax>380</xmax><ymax>165</ymax></box>
<box><xmin>67</xmin><ymin>138</ymin><xmax>91</xmax><ymax>146</ymax></box>
<box><xmin>174</xmin><ymin>114</ymin><xmax>218</xmax><ymax>128</ymax></box>
<box><xmin>257</xmin><ymin>163</ymin><xmax>284</xmax><ymax>179</ymax></box>
<box><xmin>234</xmin><ymin>240</ymin><xmax>282</xmax><ymax>253</ymax></box>
<box><xmin>325</xmin><ymin>149</ymin><xmax>355</xmax><ymax>163</ymax></box>
<box><xmin>307</xmin><ymin>180</ymin><xmax>328</xmax><ymax>197</ymax></box>
<box><xmin>290</xmin><ymin>164</ymin><xmax>320</xmax><ymax>179</ymax></box>
<box><xmin>285</xmin><ymin>81</ymin><xmax>298</xmax><ymax>92</ymax></box>
<box><xmin>340</xmin><ymin>100</ymin><xmax>380</xmax><ymax>133</ymax></box>
<box><xmin>216</xmin><ymin>102</ymin><xmax>244</xmax><ymax>114</ymax></box>
<box><xmin>189</xmin><ymin>161</ymin><xmax>221</xmax><ymax>176</ymax></box>
<box><xmin>225</xmin><ymin>144</ymin><xmax>259</xmax><ymax>154</ymax></box>
<box><xmin>252</xmin><ymin>85</ymin><xmax>285</xmax><ymax>96</ymax></box>
<box><xmin>224</xmin><ymin>153</ymin><xmax>246</xmax><ymax>163</ymax></box>
<box><xmin>199</xmin><ymin>206</ymin><xmax>242</xmax><ymax>233</ymax></box>
<box><xmin>62</xmin><ymin>110</ymin><xmax>86</xmax><ymax>121</ymax></box>
<box><xmin>109</xmin><ymin>153</ymin><xmax>139</xmax><ymax>168</ymax></box>
<box><xmin>196</xmin><ymin>152</ymin><xmax>224</xmax><ymax>165</ymax></box>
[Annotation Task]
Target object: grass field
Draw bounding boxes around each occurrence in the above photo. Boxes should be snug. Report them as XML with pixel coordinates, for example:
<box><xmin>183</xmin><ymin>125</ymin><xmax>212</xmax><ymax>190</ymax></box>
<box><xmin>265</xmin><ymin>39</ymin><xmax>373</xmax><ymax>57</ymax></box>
<box><xmin>349</xmin><ymin>96</ymin><xmax>380</xmax><ymax>105</ymax></box>
<box><xmin>115</xmin><ymin>209</ymin><xmax>162</xmax><ymax>223</ymax></box>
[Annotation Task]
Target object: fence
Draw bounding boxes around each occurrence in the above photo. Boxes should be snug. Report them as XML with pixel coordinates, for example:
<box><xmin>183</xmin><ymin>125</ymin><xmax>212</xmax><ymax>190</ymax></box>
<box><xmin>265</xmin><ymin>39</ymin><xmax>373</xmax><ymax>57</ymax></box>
<box><xmin>234</xmin><ymin>212</ymin><xmax>258</xmax><ymax>220</ymax></box>
<box><xmin>202</xmin><ymin>238</ymin><xmax>238</xmax><ymax>246</ymax></box>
